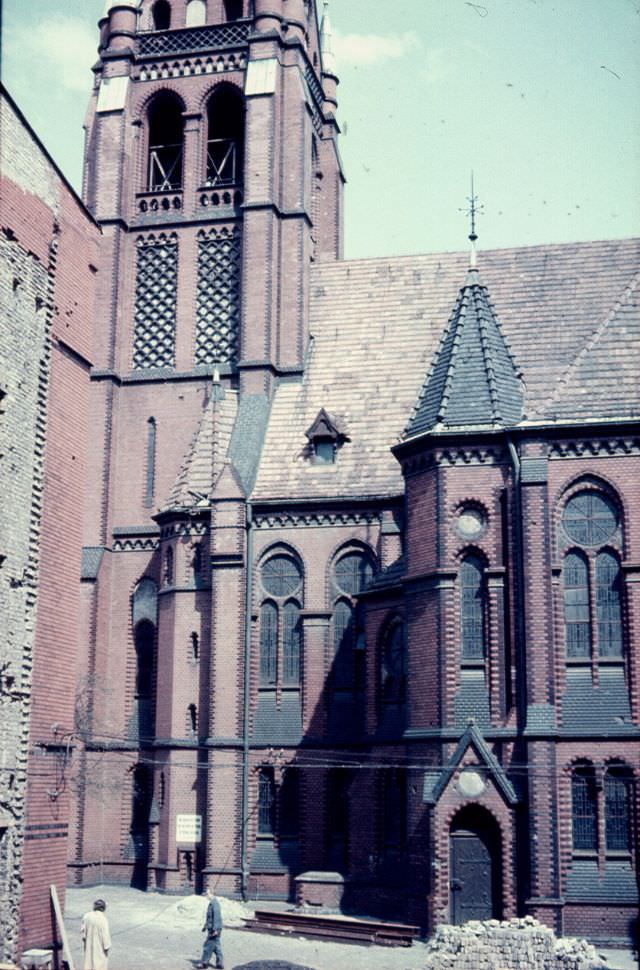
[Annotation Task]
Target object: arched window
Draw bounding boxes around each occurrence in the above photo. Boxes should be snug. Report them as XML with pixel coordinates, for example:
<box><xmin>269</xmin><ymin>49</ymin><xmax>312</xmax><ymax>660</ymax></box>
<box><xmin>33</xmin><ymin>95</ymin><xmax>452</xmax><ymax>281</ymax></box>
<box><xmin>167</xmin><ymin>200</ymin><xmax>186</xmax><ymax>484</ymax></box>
<box><xmin>604</xmin><ymin>766</ymin><xmax>632</xmax><ymax>852</ymax></box>
<box><xmin>258</xmin><ymin>552</ymin><xmax>303</xmax><ymax>688</ymax></box>
<box><xmin>596</xmin><ymin>551</ymin><xmax>622</xmax><ymax>657</ymax></box>
<box><xmin>144</xmin><ymin>417</ymin><xmax>156</xmax><ymax>508</ymax></box>
<box><xmin>224</xmin><ymin>0</ymin><xmax>243</xmax><ymax>20</ymax></box>
<box><xmin>192</xmin><ymin>543</ymin><xmax>204</xmax><ymax>586</ymax></box>
<box><xmin>148</xmin><ymin>94</ymin><xmax>184</xmax><ymax>191</ymax></box>
<box><xmin>571</xmin><ymin>764</ymin><xmax>597</xmax><ymax>851</ymax></box>
<box><xmin>561</xmin><ymin>488</ymin><xmax>625</xmax><ymax>664</ymax></box>
<box><xmin>382</xmin><ymin>621</ymin><xmax>406</xmax><ymax>706</ymax></box>
<box><xmin>258</xmin><ymin>767</ymin><xmax>275</xmax><ymax>835</ymax></box>
<box><xmin>460</xmin><ymin>554</ymin><xmax>486</xmax><ymax>660</ymax></box>
<box><xmin>152</xmin><ymin>0</ymin><xmax>171</xmax><ymax>30</ymax></box>
<box><xmin>564</xmin><ymin>551</ymin><xmax>591</xmax><ymax>658</ymax></box>
<box><xmin>185</xmin><ymin>0</ymin><xmax>206</xmax><ymax>26</ymax></box>
<box><xmin>331</xmin><ymin>549</ymin><xmax>374</xmax><ymax>691</ymax></box>
<box><xmin>206</xmin><ymin>86</ymin><xmax>244</xmax><ymax>188</ymax></box>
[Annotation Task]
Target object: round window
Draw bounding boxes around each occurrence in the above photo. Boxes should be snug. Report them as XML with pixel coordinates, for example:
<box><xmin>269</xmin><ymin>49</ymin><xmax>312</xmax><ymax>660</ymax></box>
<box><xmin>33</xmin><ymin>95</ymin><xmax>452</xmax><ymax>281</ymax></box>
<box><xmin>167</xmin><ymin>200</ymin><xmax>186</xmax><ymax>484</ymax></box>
<box><xmin>261</xmin><ymin>555</ymin><xmax>302</xmax><ymax>597</ymax></box>
<box><xmin>456</xmin><ymin>506</ymin><xmax>485</xmax><ymax>539</ymax></box>
<box><xmin>334</xmin><ymin>553</ymin><xmax>373</xmax><ymax>596</ymax></box>
<box><xmin>562</xmin><ymin>491</ymin><xmax>617</xmax><ymax>546</ymax></box>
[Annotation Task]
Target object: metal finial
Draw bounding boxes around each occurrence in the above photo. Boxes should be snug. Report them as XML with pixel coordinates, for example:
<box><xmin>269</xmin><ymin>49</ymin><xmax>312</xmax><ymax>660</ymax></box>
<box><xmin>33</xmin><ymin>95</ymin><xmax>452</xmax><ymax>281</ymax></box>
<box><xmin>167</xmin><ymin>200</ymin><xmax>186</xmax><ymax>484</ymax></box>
<box><xmin>459</xmin><ymin>172</ymin><xmax>484</xmax><ymax>268</ymax></box>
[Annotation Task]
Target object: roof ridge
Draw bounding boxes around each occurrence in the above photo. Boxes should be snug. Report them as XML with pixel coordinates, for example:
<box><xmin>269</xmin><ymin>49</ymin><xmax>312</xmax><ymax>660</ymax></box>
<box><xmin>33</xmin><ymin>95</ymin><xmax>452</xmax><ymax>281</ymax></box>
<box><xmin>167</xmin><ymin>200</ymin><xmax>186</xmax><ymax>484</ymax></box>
<box><xmin>542</xmin><ymin>268</ymin><xmax>640</xmax><ymax>416</ymax></box>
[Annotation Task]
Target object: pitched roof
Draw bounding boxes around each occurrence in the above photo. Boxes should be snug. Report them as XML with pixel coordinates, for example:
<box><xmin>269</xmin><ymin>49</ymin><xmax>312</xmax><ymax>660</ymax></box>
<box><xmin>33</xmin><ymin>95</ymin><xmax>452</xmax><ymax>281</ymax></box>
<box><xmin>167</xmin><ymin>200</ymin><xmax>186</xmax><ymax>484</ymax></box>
<box><xmin>251</xmin><ymin>238</ymin><xmax>640</xmax><ymax>502</ymax></box>
<box><xmin>405</xmin><ymin>265</ymin><xmax>523</xmax><ymax>438</ymax></box>
<box><xmin>422</xmin><ymin>721</ymin><xmax>519</xmax><ymax>807</ymax></box>
<box><xmin>161</xmin><ymin>385</ymin><xmax>239</xmax><ymax>512</ymax></box>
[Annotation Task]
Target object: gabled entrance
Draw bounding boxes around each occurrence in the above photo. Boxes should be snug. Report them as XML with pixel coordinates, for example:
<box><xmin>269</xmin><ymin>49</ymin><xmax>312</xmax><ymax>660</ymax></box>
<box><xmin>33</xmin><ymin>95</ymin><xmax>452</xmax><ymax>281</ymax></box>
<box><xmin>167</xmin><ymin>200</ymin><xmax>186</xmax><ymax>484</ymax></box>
<box><xmin>449</xmin><ymin>808</ymin><xmax>501</xmax><ymax>924</ymax></box>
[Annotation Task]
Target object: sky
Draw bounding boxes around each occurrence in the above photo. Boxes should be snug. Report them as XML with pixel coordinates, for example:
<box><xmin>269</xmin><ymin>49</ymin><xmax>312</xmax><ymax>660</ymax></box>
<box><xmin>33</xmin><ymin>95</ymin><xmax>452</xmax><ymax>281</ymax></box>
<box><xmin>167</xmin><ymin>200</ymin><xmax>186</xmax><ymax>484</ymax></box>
<box><xmin>1</xmin><ymin>0</ymin><xmax>639</xmax><ymax>258</ymax></box>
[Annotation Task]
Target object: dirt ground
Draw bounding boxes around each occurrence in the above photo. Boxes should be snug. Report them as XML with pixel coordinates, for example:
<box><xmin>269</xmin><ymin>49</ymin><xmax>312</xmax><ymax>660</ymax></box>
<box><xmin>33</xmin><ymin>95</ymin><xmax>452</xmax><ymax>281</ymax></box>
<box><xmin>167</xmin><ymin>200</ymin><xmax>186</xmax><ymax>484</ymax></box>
<box><xmin>62</xmin><ymin>886</ymin><xmax>638</xmax><ymax>970</ymax></box>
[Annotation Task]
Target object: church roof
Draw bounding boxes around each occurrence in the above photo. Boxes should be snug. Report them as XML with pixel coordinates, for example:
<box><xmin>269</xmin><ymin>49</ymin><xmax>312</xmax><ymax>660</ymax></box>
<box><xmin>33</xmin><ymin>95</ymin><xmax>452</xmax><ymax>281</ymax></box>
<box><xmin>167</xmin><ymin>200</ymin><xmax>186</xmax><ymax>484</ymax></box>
<box><xmin>404</xmin><ymin>265</ymin><xmax>524</xmax><ymax>438</ymax></box>
<box><xmin>251</xmin><ymin>237</ymin><xmax>640</xmax><ymax>502</ymax></box>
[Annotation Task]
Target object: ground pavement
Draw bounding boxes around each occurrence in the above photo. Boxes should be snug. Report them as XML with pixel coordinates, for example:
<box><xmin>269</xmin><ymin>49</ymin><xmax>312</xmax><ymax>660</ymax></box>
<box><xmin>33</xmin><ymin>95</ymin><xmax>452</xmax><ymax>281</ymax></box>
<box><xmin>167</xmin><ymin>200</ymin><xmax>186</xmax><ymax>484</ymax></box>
<box><xmin>63</xmin><ymin>886</ymin><xmax>638</xmax><ymax>970</ymax></box>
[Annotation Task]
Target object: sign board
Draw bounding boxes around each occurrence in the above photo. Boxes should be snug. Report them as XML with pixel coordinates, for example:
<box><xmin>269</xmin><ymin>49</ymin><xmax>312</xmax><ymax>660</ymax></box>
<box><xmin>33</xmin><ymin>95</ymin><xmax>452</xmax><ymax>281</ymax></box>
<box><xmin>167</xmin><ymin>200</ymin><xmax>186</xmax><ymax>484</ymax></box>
<box><xmin>176</xmin><ymin>814</ymin><xmax>202</xmax><ymax>843</ymax></box>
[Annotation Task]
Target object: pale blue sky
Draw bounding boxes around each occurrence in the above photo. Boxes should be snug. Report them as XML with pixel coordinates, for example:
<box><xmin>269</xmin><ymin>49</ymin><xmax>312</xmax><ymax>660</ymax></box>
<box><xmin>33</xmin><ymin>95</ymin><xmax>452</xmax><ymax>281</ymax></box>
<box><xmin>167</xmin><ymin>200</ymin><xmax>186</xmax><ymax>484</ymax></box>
<box><xmin>2</xmin><ymin>0</ymin><xmax>639</xmax><ymax>257</ymax></box>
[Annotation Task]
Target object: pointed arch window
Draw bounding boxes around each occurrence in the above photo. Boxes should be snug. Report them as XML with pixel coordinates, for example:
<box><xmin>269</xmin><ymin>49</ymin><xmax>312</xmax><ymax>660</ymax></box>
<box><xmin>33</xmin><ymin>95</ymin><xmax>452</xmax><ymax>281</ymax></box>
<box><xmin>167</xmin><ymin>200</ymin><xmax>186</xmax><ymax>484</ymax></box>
<box><xmin>564</xmin><ymin>551</ymin><xmax>591</xmax><ymax>659</ymax></box>
<box><xmin>561</xmin><ymin>488</ymin><xmax>625</xmax><ymax>664</ymax></box>
<box><xmin>604</xmin><ymin>766</ymin><xmax>632</xmax><ymax>852</ymax></box>
<box><xmin>460</xmin><ymin>554</ymin><xmax>486</xmax><ymax>661</ymax></box>
<box><xmin>330</xmin><ymin>549</ymin><xmax>374</xmax><ymax>693</ymax></box>
<box><xmin>258</xmin><ymin>553</ymin><xmax>303</xmax><ymax>689</ymax></box>
<box><xmin>571</xmin><ymin>764</ymin><xmax>597</xmax><ymax>851</ymax></box>
<box><xmin>382</xmin><ymin>621</ymin><xmax>406</xmax><ymax>707</ymax></box>
<box><xmin>148</xmin><ymin>94</ymin><xmax>184</xmax><ymax>191</ymax></box>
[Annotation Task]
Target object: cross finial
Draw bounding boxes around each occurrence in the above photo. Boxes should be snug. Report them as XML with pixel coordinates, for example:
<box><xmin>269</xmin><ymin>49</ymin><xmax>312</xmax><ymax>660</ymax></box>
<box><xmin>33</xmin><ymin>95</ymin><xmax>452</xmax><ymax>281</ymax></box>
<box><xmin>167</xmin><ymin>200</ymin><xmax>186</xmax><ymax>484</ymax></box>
<box><xmin>459</xmin><ymin>172</ymin><xmax>484</xmax><ymax>268</ymax></box>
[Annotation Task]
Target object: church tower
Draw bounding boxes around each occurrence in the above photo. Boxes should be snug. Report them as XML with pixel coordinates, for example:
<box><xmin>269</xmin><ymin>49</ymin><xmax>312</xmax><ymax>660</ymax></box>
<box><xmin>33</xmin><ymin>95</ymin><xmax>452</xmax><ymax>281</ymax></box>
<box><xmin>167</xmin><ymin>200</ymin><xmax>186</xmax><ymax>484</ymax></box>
<box><xmin>72</xmin><ymin>0</ymin><xmax>343</xmax><ymax>896</ymax></box>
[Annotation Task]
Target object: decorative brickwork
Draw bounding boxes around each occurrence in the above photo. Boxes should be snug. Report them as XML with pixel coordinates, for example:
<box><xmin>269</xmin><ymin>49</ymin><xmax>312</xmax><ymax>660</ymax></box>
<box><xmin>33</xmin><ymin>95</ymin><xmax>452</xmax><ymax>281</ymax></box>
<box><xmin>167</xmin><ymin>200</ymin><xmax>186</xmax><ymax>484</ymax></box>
<box><xmin>137</xmin><ymin>22</ymin><xmax>250</xmax><ymax>58</ymax></box>
<box><xmin>195</xmin><ymin>226</ymin><xmax>241</xmax><ymax>365</ymax></box>
<box><xmin>132</xmin><ymin>233</ymin><xmax>178</xmax><ymax>369</ymax></box>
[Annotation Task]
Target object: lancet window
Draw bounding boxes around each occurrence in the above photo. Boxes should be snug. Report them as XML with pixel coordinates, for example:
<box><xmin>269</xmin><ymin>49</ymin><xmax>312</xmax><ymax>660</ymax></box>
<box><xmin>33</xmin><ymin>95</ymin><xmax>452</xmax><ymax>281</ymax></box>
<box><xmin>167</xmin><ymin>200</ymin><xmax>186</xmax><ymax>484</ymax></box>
<box><xmin>258</xmin><ymin>552</ymin><xmax>303</xmax><ymax>688</ymax></box>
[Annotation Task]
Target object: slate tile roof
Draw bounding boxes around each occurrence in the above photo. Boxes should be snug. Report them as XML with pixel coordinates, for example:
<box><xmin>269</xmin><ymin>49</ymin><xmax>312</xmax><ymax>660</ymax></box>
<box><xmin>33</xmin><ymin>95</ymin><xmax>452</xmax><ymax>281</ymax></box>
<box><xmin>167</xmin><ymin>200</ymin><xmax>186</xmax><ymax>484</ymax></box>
<box><xmin>405</xmin><ymin>267</ymin><xmax>523</xmax><ymax>437</ymax></box>
<box><xmin>251</xmin><ymin>238</ymin><xmax>639</xmax><ymax>501</ymax></box>
<box><xmin>162</xmin><ymin>384</ymin><xmax>238</xmax><ymax>511</ymax></box>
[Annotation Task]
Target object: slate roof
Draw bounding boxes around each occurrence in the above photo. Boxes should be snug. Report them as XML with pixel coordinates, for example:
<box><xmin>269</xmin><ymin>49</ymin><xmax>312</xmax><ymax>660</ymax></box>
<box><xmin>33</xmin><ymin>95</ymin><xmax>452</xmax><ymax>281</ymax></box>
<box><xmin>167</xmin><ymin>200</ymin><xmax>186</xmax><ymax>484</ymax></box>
<box><xmin>404</xmin><ymin>266</ymin><xmax>524</xmax><ymax>437</ymax></box>
<box><xmin>252</xmin><ymin>238</ymin><xmax>640</xmax><ymax>501</ymax></box>
<box><xmin>162</xmin><ymin>384</ymin><xmax>239</xmax><ymax>512</ymax></box>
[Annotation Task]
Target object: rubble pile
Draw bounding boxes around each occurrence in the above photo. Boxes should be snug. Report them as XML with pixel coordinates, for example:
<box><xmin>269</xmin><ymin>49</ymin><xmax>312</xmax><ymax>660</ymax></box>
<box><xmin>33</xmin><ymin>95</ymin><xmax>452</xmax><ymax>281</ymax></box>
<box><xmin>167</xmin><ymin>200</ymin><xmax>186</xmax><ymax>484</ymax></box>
<box><xmin>422</xmin><ymin>917</ymin><xmax>607</xmax><ymax>970</ymax></box>
<box><xmin>170</xmin><ymin>894</ymin><xmax>254</xmax><ymax>928</ymax></box>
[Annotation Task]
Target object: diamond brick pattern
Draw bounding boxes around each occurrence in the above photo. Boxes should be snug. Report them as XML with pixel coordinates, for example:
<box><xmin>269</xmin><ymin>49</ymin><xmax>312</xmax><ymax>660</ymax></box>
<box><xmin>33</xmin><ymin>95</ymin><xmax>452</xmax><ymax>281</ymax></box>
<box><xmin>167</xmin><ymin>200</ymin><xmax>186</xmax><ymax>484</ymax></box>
<box><xmin>132</xmin><ymin>232</ymin><xmax>178</xmax><ymax>370</ymax></box>
<box><xmin>137</xmin><ymin>22</ymin><xmax>249</xmax><ymax>58</ymax></box>
<box><xmin>195</xmin><ymin>226</ymin><xmax>241</xmax><ymax>365</ymax></box>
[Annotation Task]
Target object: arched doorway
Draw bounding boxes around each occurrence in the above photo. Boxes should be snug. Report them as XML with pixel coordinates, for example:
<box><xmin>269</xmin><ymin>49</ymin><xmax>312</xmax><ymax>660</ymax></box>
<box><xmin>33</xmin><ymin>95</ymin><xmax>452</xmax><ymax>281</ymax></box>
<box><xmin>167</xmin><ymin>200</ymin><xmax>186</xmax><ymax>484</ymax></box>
<box><xmin>449</xmin><ymin>807</ymin><xmax>502</xmax><ymax>924</ymax></box>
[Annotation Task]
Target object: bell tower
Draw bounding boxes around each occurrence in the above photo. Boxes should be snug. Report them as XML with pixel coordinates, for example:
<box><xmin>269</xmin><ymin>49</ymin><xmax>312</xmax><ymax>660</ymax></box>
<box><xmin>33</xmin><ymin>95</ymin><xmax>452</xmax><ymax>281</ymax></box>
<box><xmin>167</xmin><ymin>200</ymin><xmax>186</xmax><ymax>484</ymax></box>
<box><xmin>84</xmin><ymin>0</ymin><xmax>342</xmax><ymax>392</ymax></box>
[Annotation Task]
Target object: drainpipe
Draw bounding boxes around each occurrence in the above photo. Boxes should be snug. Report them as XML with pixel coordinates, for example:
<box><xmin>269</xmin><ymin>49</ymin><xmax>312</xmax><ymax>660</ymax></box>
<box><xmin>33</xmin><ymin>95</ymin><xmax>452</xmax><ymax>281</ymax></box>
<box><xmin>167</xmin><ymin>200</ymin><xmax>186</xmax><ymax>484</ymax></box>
<box><xmin>506</xmin><ymin>436</ymin><xmax>527</xmax><ymax>726</ymax></box>
<box><xmin>240</xmin><ymin>500</ymin><xmax>254</xmax><ymax>900</ymax></box>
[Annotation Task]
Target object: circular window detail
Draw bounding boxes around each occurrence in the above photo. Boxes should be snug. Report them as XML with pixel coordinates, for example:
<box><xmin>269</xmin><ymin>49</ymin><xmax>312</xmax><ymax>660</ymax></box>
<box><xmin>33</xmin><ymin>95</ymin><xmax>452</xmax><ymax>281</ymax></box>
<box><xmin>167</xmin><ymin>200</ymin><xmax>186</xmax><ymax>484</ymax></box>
<box><xmin>261</xmin><ymin>555</ymin><xmax>302</xmax><ymax>597</ymax></box>
<box><xmin>563</xmin><ymin>491</ymin><xmax>617</xmax><ymax>546</ymax></box>
<box><xmin>456</xmin><ymin>506</ymin><xmax>486</xmax><ymax>539</ymax></box>
<box><xmin>334</xmin><ymin>552</ymin><xmax>373</xmax><ymax>596</ymax></box>
<box><xmin>457</xmin><ymin>769</ymin><xmax>487</xmax><ymax>798</ymax></box>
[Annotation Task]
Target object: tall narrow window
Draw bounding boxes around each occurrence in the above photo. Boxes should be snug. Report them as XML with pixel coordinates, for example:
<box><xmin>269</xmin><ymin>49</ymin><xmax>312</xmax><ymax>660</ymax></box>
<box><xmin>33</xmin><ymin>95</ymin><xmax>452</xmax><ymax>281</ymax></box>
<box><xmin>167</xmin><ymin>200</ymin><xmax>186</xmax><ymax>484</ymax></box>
<box><xmin>333</xmin><ymin>599</ymin><xmax>354</xmax><ymax>688</ymax></box>
<box><xmin>206</xmin><ymin>87</ymin><xmax>244</xmax><ymax>188</ymax></box>
<box><xmin>279</xmin><ymin>769</ymin><xmax>300</xmax><ymax>840</ymax></box>
<box><xmin>192</xmin><ymin>543</ymin><xmax>203</xmax><ymax>586</ymax></box>
<box><xmin>383</xmin><ymin>768</ymin><xmax>406</xmax><ymax>857</ymax></box>
<box><xmin>596</xmin><ymin>551</ymin><xmax>622</xmax><ymax>657</ymax></box>
<box><xmin>327</xmin><ymin>769</ymin><xmax>351</xmax><ymax>869</ymax></box>
<box><xmin>148</xmin><ymin>95</ymin><xmax>184</xmax><ymax>191</ymax></box>
<box><xmin>152</xmin><ymin>0</ymin><xmax>171</xmax><ymax>30</ymax></box>
<box><xmin>331</xmin><ymin>549</ymin><xmax>375</xmax><ymax>692</ymax></box>
<box><xmin>382</xmin><ymin>621</ymin><xmax>406</xmax><ymax>706</ymax></box>
<box><xmin>258</xmin><ymin>553</ymin><xmax>303</xmax><ymax>690</ymax></box>
<box><xmin>460</xmin><ymin>555</ymin><xmax>485</xmax><ymax>660</ymax></box>
<box><xmin>185</xmin><ymin>0</ymin><xmax>206</xmax><ymax>26</ymax></box>
<box><xmin>571</xmin><ymin>765</ymin><xmax>598</xmax><ymax>851</ymax></box>
<box><xmin>164</xmin><ymin>546</ymin><xmax>174</xmax><ymax>587</ymax></box>
<box><xmin>259</xmin><ymin>601</ymin><xmax>277</xmax><ymax>685</ymax></box>
<box><xmin>134</xmin><ymin>620</ymin><xmax>155</xmax><ymax>740</ymax></box>
<box><xmin>564</xmin><ymin>551</ymin><xmax>591</xmax><ymax>658</ymax></box>
<box><xmin>145</xmin><ymin>418</ymin><xmax>156</xmax><ymax>508</ymax></box>
<box><xmin>258</xmin><ymin>768</ymin><xmax>275</xmax><ymax>835</ymax></box>
<box><xmin>604</xmin><ymin>767</ymin><xmax>632</xmax><ymax>852</ymax></box>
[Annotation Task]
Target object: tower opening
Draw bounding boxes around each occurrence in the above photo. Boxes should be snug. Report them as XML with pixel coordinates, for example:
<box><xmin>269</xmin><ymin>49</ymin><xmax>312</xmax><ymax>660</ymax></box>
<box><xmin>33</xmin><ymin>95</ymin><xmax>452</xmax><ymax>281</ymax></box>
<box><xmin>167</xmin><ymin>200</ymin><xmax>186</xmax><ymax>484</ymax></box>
<box><xmin>224</xmin><ymin>0</ymin><xmax>244</xmax><ymax>21</ymax></box>
<box><xmin>206</xmin><ymin>86</ymin><xmax>244</xmax><ymax>188</ymax></box>
<box><xmin>148</xmin><ymin>94</ymin><xmax>184</xmax><ymax>192</ymax></box>
<box><xmin>186</xmin><ymin>0</ymin><xmax>207</xmax><ymax>26</ymax></box>
<box><xmin>152</xmin><ymin>0</ymin><xmax>171</xmax><ymax>30</ymax></box>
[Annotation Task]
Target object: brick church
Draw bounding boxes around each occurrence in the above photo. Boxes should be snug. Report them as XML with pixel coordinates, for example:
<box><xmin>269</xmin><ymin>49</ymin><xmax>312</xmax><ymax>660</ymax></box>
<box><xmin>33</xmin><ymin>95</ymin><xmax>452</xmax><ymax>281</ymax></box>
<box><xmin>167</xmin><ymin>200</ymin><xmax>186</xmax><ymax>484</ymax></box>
<box><xmin>2</xmin><ymin>0</ymin><xmax>639</xmax><ymax>961</ymax></box>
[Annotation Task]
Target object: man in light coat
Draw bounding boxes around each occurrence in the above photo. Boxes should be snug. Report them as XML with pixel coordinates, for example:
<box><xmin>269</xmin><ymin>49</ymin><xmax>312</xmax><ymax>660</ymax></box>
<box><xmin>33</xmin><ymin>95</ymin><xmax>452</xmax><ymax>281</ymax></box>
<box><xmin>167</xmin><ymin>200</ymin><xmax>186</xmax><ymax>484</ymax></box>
<box><xmin>81</xmin><ymin>898</ymin><xmax>111</xmax><ymax>970</ymax></box>
<box><xmin>199</xmin><ymin>887</ymin><xmax>224</xmax><ymax>969</ymax></box>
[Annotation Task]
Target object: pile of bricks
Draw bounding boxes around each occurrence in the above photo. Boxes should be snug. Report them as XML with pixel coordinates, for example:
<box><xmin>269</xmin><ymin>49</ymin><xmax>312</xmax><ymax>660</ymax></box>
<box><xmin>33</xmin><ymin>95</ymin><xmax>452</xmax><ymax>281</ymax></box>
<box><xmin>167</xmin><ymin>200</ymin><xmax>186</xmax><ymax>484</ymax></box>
<box><xmin>422</xmin><ymin>917</ymin><xmax>607</xmax><ymax>970</ymax></box>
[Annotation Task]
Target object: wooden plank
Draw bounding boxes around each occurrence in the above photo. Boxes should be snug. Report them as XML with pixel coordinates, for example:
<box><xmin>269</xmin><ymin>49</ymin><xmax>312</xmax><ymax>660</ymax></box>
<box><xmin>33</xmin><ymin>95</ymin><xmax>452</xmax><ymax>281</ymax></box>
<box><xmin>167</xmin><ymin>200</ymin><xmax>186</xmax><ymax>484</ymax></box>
<box><xmin>50</xmin><ymin>885</ymin><xmax>75</xmax><ymax>970</ymax></box>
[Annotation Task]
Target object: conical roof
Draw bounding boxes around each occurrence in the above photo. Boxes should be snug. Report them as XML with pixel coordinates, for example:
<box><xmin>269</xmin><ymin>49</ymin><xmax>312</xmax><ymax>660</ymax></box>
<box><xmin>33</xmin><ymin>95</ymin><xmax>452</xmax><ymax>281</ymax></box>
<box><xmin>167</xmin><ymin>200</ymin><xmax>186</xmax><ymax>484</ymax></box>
<box><xmin>404</xmin><ymin>265</ymin><xmax>523</xmax><ymax>438</ymax></box>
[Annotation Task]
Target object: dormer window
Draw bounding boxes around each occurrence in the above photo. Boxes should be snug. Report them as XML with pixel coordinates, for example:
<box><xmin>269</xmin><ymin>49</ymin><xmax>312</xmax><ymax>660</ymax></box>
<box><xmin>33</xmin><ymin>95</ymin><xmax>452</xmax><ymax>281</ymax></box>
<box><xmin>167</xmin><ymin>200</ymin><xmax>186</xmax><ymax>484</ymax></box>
<box><xmin>305</xmin><ymin>408</ymin><xmax>348</xmax><ymax>465</ymax></box>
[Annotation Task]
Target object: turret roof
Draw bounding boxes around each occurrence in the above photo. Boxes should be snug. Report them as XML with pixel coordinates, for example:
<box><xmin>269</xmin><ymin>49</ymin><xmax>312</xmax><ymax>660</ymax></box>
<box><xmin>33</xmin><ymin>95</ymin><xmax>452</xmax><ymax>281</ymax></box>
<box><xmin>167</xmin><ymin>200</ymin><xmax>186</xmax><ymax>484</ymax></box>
<box><xmin>404</xmin><ymin>264</ymin><xmax>524</xmax><ymax>439</ymax></box>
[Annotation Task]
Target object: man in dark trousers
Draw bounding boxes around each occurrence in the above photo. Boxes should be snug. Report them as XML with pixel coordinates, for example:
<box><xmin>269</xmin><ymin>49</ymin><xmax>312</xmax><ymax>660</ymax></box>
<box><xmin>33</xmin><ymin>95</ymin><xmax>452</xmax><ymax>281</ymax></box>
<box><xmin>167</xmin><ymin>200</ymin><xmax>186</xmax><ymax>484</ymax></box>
<box><xmin>199</xmin><ymin>887</ymin><xmax>224</xmax><ymax>969</ymax></box>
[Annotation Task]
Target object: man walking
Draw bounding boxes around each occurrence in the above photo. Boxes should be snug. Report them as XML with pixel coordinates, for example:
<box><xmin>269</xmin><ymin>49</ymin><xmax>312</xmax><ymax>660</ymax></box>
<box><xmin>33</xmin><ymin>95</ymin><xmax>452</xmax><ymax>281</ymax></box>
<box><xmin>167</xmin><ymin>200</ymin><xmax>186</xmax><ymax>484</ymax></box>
<box><xmin>199</xmin><ymin>887</ymin><xmax>224</xmax><ymax>969</ymax></box>
<box><xmin>81</xmin><ymin>899</ymin><xmax>111</xmax><ymax>970</ymax></box>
